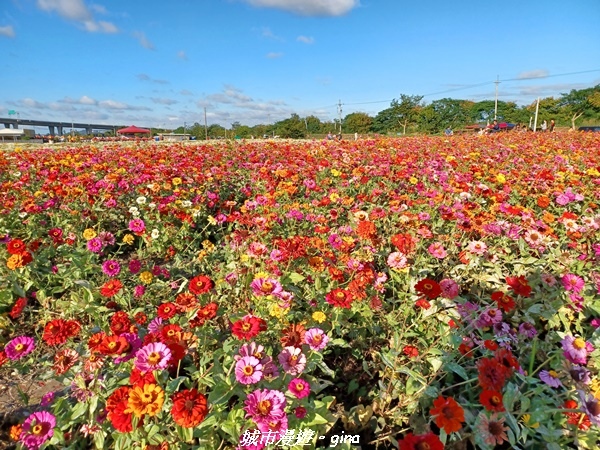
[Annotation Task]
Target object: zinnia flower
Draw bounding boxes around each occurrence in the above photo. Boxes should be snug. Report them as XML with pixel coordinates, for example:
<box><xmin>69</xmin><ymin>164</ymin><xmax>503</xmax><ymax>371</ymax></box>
<box><xmin>250</xmin><ymin>277</ymin><xmax>283</xmax><ymax>297</ymax></box>
<box><xmin>539</xmin><ymin>370</ymin><xmax>563</xmax><ymax>388</ymax></box>
<box><xmin>415</xmin><ymin>278</ymin><xmax>441</xmax><ymax>300</ymax></box>
<box><xmin>128</xmin><ymin>218</ymin><xmax>146</xmax><ymax>234</ymax></box>
<box><xmin>428</xmin><ymin>242</ymin><xmax>447</xmax><ymax>259</ymax></box>
<box><xmin>231</xmin><ymin>315</ymin><xmax>267</xmax><ymax>340</ymax></box>
<box><xmin>244</xmin><ymin>388</ymin><xmax>287</xmax><ymax>425</ymax></box>
<box><xmin>189</xmin><ymin>274</ymin><xmax>213</xmax><ymax>295</ymax></box>
<box><xmin>235</xmin><ymin>356</ymin><xmax>264</xmax><ymax>385</ymax></box>
<box><xmin>5</xmin><ymin>336</ymin><xmax>35</xmax><ymax>360</ymax></box>
<box><xmin>476</xmin><ymin>412</ymin><xmax>509</xmax><ymax>446</ymax></box>
<box><xmin>125</xmin><ymin>384</ymin><xmax>165</xmax><ymax>417</ymax></box>
<box><xmin>134</xmin><ymin>342</ymin><xmax>172</xmax><ymax>373</ymax></box>
<box><xmin>479</xmin><ymin>390</ymin><xmax>505</xmax><ymax>412</ymax></box>
<box><xmin>106</xmin><ymin>386</ymin><xmax>136</xmax><ymax>433</ymax></box>
<box><xmin>288</xmin><ymin>378</ymin><xmax>310</xmax><ymax>399</ymax></box>
<box><xmin>304</xmin><ymin>328</ymin><xmax>329</xmax><ymax>351</ymax></box>
<box><xmin>19</xmin><ymin>411</ymin><xmax>55</xmax><ymax>450</ymax></box>
<box><xmin>399</xmin><ymin>432</ymin><xmax>444</xmax><ymax>450</ymax></box>
<box><xmin>171</xmin><ymin>388</ymin><xmax>208</xmax><ymax>428</ymax></box>
<box><xmin>278</xmin><ymin>346</ymin><xmax>306</xmax><ymax>376</ymax></box>
<box><xmin>101</xmin><ymin>259</ymin><xmax>121</xmax><ymax>277</ymax></box>
<box><xmin>561</xmin><ymin>273</ymin><xmax>585</xmax><ymax>293</ymax></box>
<box><xmin>439</xmin><ymin>278</ymin><xmax>459</xmax><ymax>299</ymax></box>
<box><xmin>562</xmin><ymin>335</ymin><xmax>593</xmax><ymax>365</ymax></box>
<box><xmin>430</xmin><ymin>395</ymin><xmax>465</xmax><ymax>433</ymax></box>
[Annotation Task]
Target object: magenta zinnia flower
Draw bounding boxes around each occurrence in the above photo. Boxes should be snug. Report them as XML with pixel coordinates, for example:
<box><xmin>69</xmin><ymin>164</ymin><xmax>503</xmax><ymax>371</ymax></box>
<box><xmin>86</xmin><ymin>237</ymin><xmax>103</xmax><ymax>253</ymax></box>
<box><xmin>5</xmin><ymin>336</ymin><xmax>35</xmax><ymax>360</ymax></box>
<box><xmin>20</xmin><ymin>411</ymin><xmax>56</xmax><ymax>450</ymax></box>
<box><xmin>304</xmin><ymin>328</ymin><xmax>329</xmax><ymax>351</ymax></box>
<box><xmin>428</xmin><ymin>242</ymin><xmax>447</xmax><ymax>259</ymax></box>
<box><xmin>288</xmin><ymin>378</ymin><xmax>310</xmax><ymax>399</ymax></box>
<box><xmin>128</xmin><ymin>218</ymin><xmax>146</xmax><ymax>233</ymax></box>
<box><xmin>562</xmin><ymin>335</ymin><xmax>593</xmax><ymax>365</ymax></box>
<box><xmin>277</xmin><ymin>346</ymin><xmax>306</xmax><ymax>376</ymax></box>
<box><xmin>440</xmin><ymin>278</ymin><xmax>460</xmax><ymax>299</ymax></box>
<box><xmin>250</xmin><ymin>278</ymin><xmax>283</xmax><ymax>297</ymax></box>
<box><xmin>134</xmin><ymin>342</ymin><xmax>171</xmax><ymax>372</ymax></box>
<box><xmin>235</xmin><ymin>356</ymin><xmax>263</xmax><ymax>385</ymax></box>
<box><xmin>244</xmin><ymin>388</ymin><xmax>287</xmax><ymax>425</ymax></box>
<box><xmin>101</xmin><ymin>259</ymin><xmax>121</xmax><ymax>277</ymax></box>
<box><xmin>561</xmin><ymin>273</ymin><xmax>584</xmax><ymax>293</ymax></box>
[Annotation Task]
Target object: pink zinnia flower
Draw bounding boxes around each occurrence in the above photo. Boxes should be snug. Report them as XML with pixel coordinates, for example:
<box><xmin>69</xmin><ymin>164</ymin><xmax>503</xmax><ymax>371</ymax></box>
<box><xmin>387</xmin><ymin>251</ymin><xmax>408</xmax><ymax>269</ymax></box>
<box><xmin>5</xmin><ymin>336</ymin><xmax>35</xmax><ymax>360</ymax></box>
<box><xmin>129</xmin><ymin>259</ymin><xmax>142</xmax><ymax>274</ymax></box>
<box><xmin>467</xmin><ymin>240</ymin><xmax>487</xmax><ymax>255</ymax></box>
<box><xmin>428</xmin><ymin>242</ymin><xmax>447</xmax><ymax>259</ymax></box>
<box><xmin>235</xmin><ymin>356</ymin><xmax>264</xmax><ymax>385</ymax></box>
<box><xmin>250</xmin><ymin>278</ymin><xmax>283</xmax><ymax>297</ymax></box>
<box><xmin>128</xmin><ymin>218</ymin><xmax>146</xmax><ymax>234</ymax></box>
<box><xmin>20</xmin><ymin>411</ymin><xmax>56</xmax><ymax>450</ymax></box>
<box><xmin>101</xmin><ymin>259</ymin><xmax>121</xmax><ymax>277</ymax></box>
<box><xmin>304</xmin><ymin>328</ymin><xmax>329</xmax><ymax>351</ymax></box>
<box><xmin>134</xmin><ymin>342</ymin><xmax>171</xmax><ymax>372</ymax></box>
<box><xmin>277</xmin><ymin>346</ymin><xmax>306</xmax><ymax>375</ymax></box>
<box><xmin>133</xmin><ymin>285</ymin><xmax>146</xmax><ymax>298</ymax></box>
<box><xmin>288</xmin><ymin>378</ymin><xmax>310</xmax><ymax>399</ymax></box>
<box><xmin>561</xmin><ymin>273</ymin><xmax>584</xmax><ymax>294</ymax></box>
<box><xmin>256</xmin><ymin>413</ymin><xmax>288</xmax><ymax>439</ymax></box>
<box><xmin>440</xmin><ymin>278</ymin><xmax>460</xmax><ymax>299</ymax></box>
<box><xmin>541</xmin><ymin>273</ymin><xmax>557</xmax><ymax>286</ymax></box>
<box><xmin>562</xmin><ymin>335</ymin><xmax>593</xmax><ymax>365</ymax></box>
<box><xmin>244</xmin><ymin>389</ymin><xmax>287</xmax><ymax>425</ymax></box>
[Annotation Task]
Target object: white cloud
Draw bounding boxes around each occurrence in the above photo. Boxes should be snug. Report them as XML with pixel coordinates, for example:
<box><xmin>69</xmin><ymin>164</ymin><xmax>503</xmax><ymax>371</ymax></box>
<box><xmin>0</xmin><ymin>25</ymin><xmax>15</xmax><ymax>38</ymax></box>
<box><xmin>137</xmin><ymin>73</ymin><xmax>168</xmax><ymax>84</ymax></box>
<box><xmin>517</xmin><ymin>69</ymin><xmax>549</xmax><ymax>80</ymax></box>
<box><xmin>266</xmin><ymin>52</ymin><xmax>283</xmax><ymax>59</ymax></box>
<box><xmin>61</xmin><ymin>95</ymin><xmax>97</xmax><ymax>105</ymax></box>
<box><xmin>150</xmin><ymin>97</ymin><xmax>178</xmax><ymax>105</ymax></box>
<box><xmin>297</xmin><ymin>35</ymin><xmax>314</xmax><ymax>44</ymax></box>
<box><xmin>133</xmin><ymin>31</ymin><xmax>155</xmax><ymax>50</ymax></box>
<box><xmin>36</xmin><ymin>0</ymin><xmax>118</xmax><ymax>33</ymax></box>
<box><xmin>261</xmin><ymin>27</ymin><xmax>283</xmax><ymax>41</ymax></box>
<box><xmin>98</xmin><ymin>100</ymin><xmax>151</xmax><ymax>111</ymax></box>
<box><xmin>241</xmin><ymin>0</ymin><xmax>359</xmax><ymax>16</ymax></box>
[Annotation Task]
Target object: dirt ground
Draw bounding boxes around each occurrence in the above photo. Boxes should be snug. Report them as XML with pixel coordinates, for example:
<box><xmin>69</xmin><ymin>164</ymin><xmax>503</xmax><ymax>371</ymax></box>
<box><xmin>0</xmin><ymin>367</ymin><xmax>63</xmax><ymax>449</ymax></box>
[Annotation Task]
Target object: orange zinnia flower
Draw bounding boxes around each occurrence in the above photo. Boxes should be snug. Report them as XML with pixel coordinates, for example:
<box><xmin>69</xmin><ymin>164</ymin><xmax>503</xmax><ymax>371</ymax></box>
<box><xmin>125</xmin><ymin>384</ymin><xmax>165</xmax><ymax>418</ymax></box>
<box><xmin>430</xmin><ymin>395</ymin><xmax>465</xmax><ymax>433</ymax></box>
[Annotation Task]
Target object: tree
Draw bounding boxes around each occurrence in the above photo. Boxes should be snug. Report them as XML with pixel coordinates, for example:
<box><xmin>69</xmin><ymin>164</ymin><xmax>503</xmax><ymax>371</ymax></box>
<box><xmin>275</xmin><ymin>114</ymin><xmax>306</xmax><ymax>139</ymax></box>
<box><xmin>418</xmin><ymin>98</ymin><xmax>472</xmax><ymax>133</ymax></box>
<box><xmin>207</xmin><ymin>124</ymin><xmax>226</xmax><ymax>139</ymax></box>
<box><xmin>559</xmin><ymin>85</ymin><xmax>600</xmax><ymax>129</ymax></box>
<box><xmin>304</xmin><ymin>115</ymin><xmax>323</xmax><ymax>134</ymax></box>
<box><xmin>470</xmin><ymin>100</ymin><xmax>527</xmax><ymax>125</ymax></box>
<box><xmin>343</xmin><ymin>112</ymin><xmax>373</xmax><ymax>134</ymax></box>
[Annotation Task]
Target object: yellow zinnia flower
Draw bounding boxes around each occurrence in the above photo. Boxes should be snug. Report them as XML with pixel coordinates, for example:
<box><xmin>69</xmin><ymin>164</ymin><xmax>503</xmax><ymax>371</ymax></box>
<box><xmin>312</xmin><ymin>311</ymin><xmax>326</xmax><ymax>323</ymax></box>
<box><xmin>125</xmin><ymin>384</ymin><xmax>164</xmax><ymax>417</ymax></box>
<box><xmin>83</xmin><ymin>228</ymin><xmax>97</xmax><ymax>240</ymax></box>
<box><xmin>122</xmin><ymin>234</ymin><xmax>135</xmax><ymax>245</ymax></box>
<box><xmin>139</xmin><ymin>271</ymin><xmax>153</xmax><ymax>284</ymax></box>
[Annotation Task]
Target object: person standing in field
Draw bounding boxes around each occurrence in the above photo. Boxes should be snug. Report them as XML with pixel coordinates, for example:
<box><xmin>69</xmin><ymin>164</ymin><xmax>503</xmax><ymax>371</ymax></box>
<box><xmin>549</xmin><ymin>119</ymin><xmax>556</xmax><ymax>132</ymax></box>
<box><xmin>541</xmin><ymin>120</ymin><xmax>547</xmax><ymax>132</ymax></box>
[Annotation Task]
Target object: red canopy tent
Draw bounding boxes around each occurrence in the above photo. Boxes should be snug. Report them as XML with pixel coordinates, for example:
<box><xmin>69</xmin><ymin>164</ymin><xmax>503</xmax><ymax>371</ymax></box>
<box><xmin>117</xmin><ymin>125</ymin><xmax>151</xmax><ymax>136</ymax></box>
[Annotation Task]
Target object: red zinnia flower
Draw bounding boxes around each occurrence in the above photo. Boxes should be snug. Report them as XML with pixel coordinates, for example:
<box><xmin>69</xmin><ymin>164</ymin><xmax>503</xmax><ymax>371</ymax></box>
<box><xmin>505</xmin><ymin>275</ymin><xmax>532</xmax><ymax>297</ymax></box>
<box><xmin>188</xmin><ymin>275</ymin><xmax>213</xmax><ymax>295</ymax></box>
<box><xmin>430</xmin><ymin>395</ymin><xmax>465</xmax><ymax>433</ymax></box>
<box><xmin>415</xmin><ymin>278</ymin><xmax>442</xmax><ymax>299</ymax></box>
<box><xmin>325</xmin><ymin>288</ymin><xmax>354</xmax><ymax>308</ymax></box>
<box><xmin>157</xmin><ymin>302</ymin><xmax>177</xmax><ymax>320</ymax></box>
<box><xmin>171</xmin><ymin>388</ymin><xmax>208</xmax><ymax>428</ymax></box>
<box><xmin>280</xmin><ymin>323</ymin><xmax>307</xmax><ymax>348</ymax></box>
<box><xmin>399</xmin><ymin>432</ymin><xmax>444</xmax><ymax>450</ymax></box>
<box><xmin>9</xmin><ymin>297</ymin><xmax>27</xmax><ymax>319</ymax></box>
<box><xmin>110</xmin><ymin>311</ymin><xmax>131</xmax><ymax>336</ymax></box>
<box><xmin>231</xmin><ymin>315</ymin><xmax>267</xmax><ymax>340</ymax></box>
<box><xmin>43</xmin><ymin>319</ymin><xmax>71</xmax><ymax>346</ymax></box>
<box><xmin>130</xmin><ymin>367</ymin><xmax>156</xmax><ymax>387</ymax></box>
<box><xmin>477</xmin><ymin>357</ymin><xmax>509</xmax><ymax>391</ymax></box>
<box><xmin>491</xmin><ymin>291</ymin><xmax>516</xmax><ymax>313</ymax></box>
<box><xmin>134</xmin><ymin>312</ymin><xmax>148</xmax><ymax>325</ymax></box>
<box><xmin>403</xmin><ymin>345</ymin><xmax>419</xmax><ymax>358</ymax></box>
<box><xmin>106</xmin><ymin>386</ymin><xmax>138</xmax><ymax>433</ymax></box>
<box><xmin>189</xmin><ymin>302</ymin><xmax>218</xmax><ymax>328</ymax></box>
<box><xmin>415</xmin><ymin>298</ymin><xmax>432</xmax><ymax>310</ymax></box>
<box><xmin>391</xmin><ymin>233</ymin><xmax>416</xmax><ymax>255</ymax></box>
<box><xmin>493</xmin><ymin>348</ymin><xmax>520</xmax><ymax>374</ymax></box>
<box><xmin>480</xmin><ymin>390</ymin><xmax>505</xmax><ymax>412</ymax></box>
<box><xmin>97</xmin><ymin>335</ymin><xmax>130</xmax><ymax>356</ymax></box>
<box><xmin>100</xmin><ymin>279</ymin><xmax>123</xmax><ymax>297</ymax></box>
<box><xmin>7</xmin><ymin>239</ymin><xmax>27</xmax><ymax>255</ymax></box>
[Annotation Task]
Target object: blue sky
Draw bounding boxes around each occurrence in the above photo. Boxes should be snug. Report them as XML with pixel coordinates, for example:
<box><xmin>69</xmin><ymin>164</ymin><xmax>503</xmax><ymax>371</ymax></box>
<box><xmin>1</xmin><ymin>0</ymin><xmax>599</xmax><ymax>129</ymax></box>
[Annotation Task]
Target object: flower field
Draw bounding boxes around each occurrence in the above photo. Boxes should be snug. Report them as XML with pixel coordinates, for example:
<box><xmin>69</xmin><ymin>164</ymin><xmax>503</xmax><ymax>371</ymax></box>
<box><xmin>1</xmin><ymin>132</ymin><xmax>599</xmax><ymax>450</ymax></box>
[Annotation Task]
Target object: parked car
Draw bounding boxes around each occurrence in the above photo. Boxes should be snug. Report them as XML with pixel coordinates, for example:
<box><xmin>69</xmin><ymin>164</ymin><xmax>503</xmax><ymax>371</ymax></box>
<box><xmin>578</xmin><ymin>126</ymin><xmax>600</xmax><ymax>132</ymax></box>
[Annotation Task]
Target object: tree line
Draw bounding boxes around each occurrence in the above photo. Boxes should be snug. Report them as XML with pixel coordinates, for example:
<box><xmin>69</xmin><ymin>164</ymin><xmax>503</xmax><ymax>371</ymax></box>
<box><xmin>173</xmin><ymin>84</ymin><xmax>600</xmax><ymax>139</ymax></box>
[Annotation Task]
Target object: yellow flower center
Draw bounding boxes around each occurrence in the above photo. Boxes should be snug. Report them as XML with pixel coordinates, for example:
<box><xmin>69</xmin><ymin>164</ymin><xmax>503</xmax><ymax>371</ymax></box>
<box><xmin>261</xmin><ymin>282</ymin><xmax>273</xmax><ymax>293</ymax></box>
<box><xmin>147</xmin><ymin>352</ymin><xmax>161</xmax><ymax>365</ymax></box>
<box><xmin>15</xmin><ymin>343</ymin><xmax>25</xmax><ymax>352</ymax></box>
<box><xmin>243</xmin><ymin>365</ymin><xmax>254</xmax><ymax>376</ymax></box>
<box><xmin>549</xmin><ymin>370</ymin><xmax>558</xmax><ymax>378</ymax></box>
<box><xmin>573</xmin><ymin>338</ymin><xmax>586</xmax><ymax>350</ymax></box>
<box><xmin>257</xmin><ymin>400</ymin><xmax>272</xmax><ymax>415</ymax></box>
<box><xmin>32</xmin><ymin>424</ymin><xmax>43</xmax><ymax>435</ymax></box>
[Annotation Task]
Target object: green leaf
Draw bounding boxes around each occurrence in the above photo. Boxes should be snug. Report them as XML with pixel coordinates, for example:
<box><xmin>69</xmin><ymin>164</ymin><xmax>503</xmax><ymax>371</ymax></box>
<box><xmin>444</xmin><ymin>362</ymin><xmax>468</xmax><ymax>380</ymax></box>
<box><xmin>93</xmin><ymin>431</ymin><xmax>106</xmax><ymax>449</ymax></box>
<box><xmin>70</xmin><ymin>401</ymin><xmax>87</xmax><ymax>420</ymax></box>
<box><xmin>289</xmin><ymin>272</ymin><xmax>305</xmax><ymax>283</ymax></box>
<box><xmin>0</xmin><ymin>289</ymin><xmax>13</xmax><ymax>307</ymax></box>
<box><xmin>317</xmin><ymin>360</ymin><xmax>335</xmax><ymax>378</ymax></box>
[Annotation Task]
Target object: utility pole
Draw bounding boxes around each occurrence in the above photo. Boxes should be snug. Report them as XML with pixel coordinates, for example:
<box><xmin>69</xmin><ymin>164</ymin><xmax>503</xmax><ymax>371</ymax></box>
<box><xmin>494</xmin><ymin>75</ymin><xmax>500</xmax><ymax>121</ymax></box>
<box><xmin>533</xmin><ymin>97</ymin><xmax>540</xmax><ymax>133</ymax></box>
<box><xmin>337</xmin><ymin>99</ymin><xmax>343</xmax><ymax>134</ymax></box>
<box><xmin>204</xmin><ymin>107</ymin><xmax>208</xmax><ymax>140</ymax></box>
